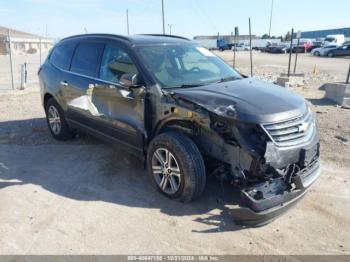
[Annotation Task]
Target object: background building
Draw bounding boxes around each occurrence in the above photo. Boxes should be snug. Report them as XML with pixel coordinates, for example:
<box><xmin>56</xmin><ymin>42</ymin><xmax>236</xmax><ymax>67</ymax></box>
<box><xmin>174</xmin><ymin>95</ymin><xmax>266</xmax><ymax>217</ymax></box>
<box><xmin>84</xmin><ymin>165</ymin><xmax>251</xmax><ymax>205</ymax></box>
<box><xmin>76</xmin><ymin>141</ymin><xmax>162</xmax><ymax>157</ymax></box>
<box><xmin>0</xmin><ymin>26</ymin><xmax>53</xmax><ymax>55</ymax></box>
<box><xmin>300</xmin><ymin>27</ymin><xmax>350</xmax><ymax>39</ymax></box>
<box><xmin>194</xmin><ymin>34</ymin><xmax>259</xmax><ymax>42</ymax></box>
<box><xmin>193</xmin><ymin>34</ymin><xmax>281</xmax><ymax>49</ymax></box>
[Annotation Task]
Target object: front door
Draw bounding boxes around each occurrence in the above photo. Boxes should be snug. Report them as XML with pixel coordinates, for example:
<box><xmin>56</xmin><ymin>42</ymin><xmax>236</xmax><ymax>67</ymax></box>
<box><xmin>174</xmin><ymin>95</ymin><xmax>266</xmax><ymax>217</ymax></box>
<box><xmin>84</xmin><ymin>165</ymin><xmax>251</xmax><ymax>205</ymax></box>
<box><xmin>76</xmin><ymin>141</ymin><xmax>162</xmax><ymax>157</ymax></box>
<box><xmin>334</xmin><ymin>45</ymin><xmax>350</xmax><ymax>56</ymax></box>
<box><xmin>84</xmin><ymin>44</ymin><xmax>146</xmax><ymax>150</ymax></box>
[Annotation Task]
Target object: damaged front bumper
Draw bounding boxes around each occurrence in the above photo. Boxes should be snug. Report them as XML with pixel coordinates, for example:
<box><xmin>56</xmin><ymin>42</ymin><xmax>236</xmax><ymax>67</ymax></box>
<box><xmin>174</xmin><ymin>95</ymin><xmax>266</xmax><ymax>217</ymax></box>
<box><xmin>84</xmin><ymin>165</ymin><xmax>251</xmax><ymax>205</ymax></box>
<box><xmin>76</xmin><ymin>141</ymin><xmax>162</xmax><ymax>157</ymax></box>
<box><xmin>231</xmin><ymin>159</ymin><xmax>321</xmax><ymax>226</ymax></box>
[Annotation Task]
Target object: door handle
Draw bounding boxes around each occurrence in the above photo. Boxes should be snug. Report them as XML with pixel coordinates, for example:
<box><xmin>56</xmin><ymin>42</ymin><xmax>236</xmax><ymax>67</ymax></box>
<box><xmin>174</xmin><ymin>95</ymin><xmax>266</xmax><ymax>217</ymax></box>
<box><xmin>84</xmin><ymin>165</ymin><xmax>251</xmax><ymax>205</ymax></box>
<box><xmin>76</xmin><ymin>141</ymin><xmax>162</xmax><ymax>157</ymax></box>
<box><xmin>60</xmin><ymin>81</ymin><xmax>68</xmax><ymax>87</ymax></box>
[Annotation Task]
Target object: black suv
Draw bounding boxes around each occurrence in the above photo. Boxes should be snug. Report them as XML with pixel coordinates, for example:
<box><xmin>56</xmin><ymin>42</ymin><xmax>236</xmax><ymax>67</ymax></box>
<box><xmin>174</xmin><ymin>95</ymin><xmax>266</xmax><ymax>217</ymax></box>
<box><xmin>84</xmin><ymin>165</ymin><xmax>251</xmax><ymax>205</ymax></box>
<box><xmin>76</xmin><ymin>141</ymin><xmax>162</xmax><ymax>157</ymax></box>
<box><xmin>39</xmin><ymin>34</ymin><xmax>321</xmax><ymax>225</ymax></box>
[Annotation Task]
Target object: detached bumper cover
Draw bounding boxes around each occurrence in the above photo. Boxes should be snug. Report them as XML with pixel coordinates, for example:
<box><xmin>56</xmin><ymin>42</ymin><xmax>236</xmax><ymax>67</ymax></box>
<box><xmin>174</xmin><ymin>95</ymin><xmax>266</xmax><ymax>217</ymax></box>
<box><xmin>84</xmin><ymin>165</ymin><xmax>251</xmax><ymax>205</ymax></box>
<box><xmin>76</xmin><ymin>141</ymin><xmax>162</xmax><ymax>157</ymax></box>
<box><xmin>231</xmin><ymin>160</ymin><xmax>321</xmax><ymax>226</ymax></box>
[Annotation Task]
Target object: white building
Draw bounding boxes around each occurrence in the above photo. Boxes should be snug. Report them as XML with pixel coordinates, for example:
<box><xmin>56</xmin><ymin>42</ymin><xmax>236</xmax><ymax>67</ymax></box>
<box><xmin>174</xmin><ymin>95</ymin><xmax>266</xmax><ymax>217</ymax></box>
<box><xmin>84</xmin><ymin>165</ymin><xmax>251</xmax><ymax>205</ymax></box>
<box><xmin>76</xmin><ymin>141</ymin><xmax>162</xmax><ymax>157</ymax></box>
<box><xmin>0</xmin><ymin>26</ymin><xmax>53</xmax><ymax>55</ymax></box>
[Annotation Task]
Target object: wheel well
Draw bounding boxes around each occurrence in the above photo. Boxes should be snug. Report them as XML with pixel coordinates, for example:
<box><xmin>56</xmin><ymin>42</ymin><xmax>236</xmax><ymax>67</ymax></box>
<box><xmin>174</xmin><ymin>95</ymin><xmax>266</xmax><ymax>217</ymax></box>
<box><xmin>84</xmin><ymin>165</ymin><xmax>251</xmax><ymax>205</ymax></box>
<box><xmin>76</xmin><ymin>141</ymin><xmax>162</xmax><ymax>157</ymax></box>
<box><xmin>43</xmin><ymin>93</ymin><xmax>54</xmax><ymax>108</ymax></box>
<box><xmin>156</xmin><ymin>120</ymin><xmax>197</xmax><ymax>138</ymax></box>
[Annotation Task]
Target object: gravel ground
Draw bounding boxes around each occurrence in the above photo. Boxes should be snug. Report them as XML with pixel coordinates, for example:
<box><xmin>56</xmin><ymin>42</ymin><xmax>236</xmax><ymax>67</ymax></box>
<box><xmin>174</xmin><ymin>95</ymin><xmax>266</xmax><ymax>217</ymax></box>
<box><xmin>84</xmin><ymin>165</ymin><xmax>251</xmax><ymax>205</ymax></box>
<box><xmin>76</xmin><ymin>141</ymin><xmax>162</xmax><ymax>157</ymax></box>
<box><xmin>0</xmin><ymin>52</ymin><xmax>349</xmax><ymax>254</ymax></box>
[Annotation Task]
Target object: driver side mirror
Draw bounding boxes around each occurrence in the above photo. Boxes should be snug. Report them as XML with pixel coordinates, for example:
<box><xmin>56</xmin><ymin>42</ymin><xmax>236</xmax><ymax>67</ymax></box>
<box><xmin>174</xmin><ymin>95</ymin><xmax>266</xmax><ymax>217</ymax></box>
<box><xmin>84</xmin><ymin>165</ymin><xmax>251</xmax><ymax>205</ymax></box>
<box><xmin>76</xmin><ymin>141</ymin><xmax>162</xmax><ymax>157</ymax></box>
<box><xmin>119</xmin><ymin>73</ymin><xmax>143</xmax><ymax>88</ymax></box>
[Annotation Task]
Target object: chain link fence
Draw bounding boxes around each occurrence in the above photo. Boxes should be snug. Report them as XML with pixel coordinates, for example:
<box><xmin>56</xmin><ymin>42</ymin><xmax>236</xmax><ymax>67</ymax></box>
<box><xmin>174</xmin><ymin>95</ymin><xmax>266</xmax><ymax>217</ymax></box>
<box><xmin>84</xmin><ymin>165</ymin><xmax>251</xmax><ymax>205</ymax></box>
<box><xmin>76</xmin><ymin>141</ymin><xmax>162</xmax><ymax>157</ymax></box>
<box><xmin>0</xmin><ymin>31</ymin><xmax>51</xmax><ymax>93</ymax></box>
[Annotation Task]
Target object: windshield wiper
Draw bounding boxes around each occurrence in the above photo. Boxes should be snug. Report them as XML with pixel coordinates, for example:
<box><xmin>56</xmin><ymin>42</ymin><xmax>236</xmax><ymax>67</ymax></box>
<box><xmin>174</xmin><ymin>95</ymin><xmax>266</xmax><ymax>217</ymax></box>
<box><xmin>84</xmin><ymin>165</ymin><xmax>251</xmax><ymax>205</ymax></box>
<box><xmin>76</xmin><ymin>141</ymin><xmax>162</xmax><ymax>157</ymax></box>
<box><xmin>215</xmin><ymin>76</ymin><xmax>239</xmax><ymax>84</ymax></box>
<box><xmin>170</xmin><ymin>83</ymin><xmax>204</xmax><ymax>89</ymax></box>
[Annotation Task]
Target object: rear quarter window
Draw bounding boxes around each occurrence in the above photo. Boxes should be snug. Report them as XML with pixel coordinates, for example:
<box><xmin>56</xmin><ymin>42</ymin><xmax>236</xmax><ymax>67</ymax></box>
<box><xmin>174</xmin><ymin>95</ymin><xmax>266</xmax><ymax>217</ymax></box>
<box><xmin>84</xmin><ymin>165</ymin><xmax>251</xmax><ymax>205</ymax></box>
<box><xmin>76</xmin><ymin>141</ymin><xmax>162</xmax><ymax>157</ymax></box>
<box><xmin>50</xmin><ymin>43</ymin><xmax>76</xmax><ymax>70</ymax></box>
<box><xmin>70</xmin><ymin>42</ymin><xmax>105</xmax><ymax>78</ymax></box>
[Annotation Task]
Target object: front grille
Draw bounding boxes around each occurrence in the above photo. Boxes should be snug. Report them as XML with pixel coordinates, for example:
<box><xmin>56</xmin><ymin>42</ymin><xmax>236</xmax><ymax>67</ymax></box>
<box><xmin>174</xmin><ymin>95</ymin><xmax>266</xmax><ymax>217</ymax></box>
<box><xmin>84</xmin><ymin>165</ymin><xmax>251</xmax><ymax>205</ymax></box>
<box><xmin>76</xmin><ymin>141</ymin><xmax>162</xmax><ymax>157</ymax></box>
<box><xmin>262</xmin><ymin>111</ymin><xmax>315</xmax><ymax>147</ymax></box>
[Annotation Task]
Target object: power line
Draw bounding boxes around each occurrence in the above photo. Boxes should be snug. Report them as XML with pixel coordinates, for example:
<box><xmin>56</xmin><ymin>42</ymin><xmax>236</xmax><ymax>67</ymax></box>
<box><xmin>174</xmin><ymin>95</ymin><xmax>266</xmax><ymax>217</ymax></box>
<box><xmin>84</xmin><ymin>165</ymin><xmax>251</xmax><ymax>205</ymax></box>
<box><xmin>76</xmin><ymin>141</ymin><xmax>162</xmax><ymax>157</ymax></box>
<box><xmin>192</xmin><ymin>0</ymin><xmax>218</xmax><ymax>34</ymax></box>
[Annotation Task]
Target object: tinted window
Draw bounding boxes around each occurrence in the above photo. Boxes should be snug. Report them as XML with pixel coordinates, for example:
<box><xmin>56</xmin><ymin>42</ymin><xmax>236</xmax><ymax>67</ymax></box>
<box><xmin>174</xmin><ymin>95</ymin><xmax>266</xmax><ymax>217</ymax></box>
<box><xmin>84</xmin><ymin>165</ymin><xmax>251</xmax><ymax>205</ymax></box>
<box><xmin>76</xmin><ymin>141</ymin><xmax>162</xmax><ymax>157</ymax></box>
<box><xmin>99</xmin><ymin>45</ymin><xmax>138</xmax><ymax>83</ymax></box>
<box><xmin>50</xmin><ymin>43</ymin><xmax>76</xmax><ymax>70</ymax></box>
<box><xmin>70</xmin><ymin>42</ymin><xmax>104</xmax><ymax>77</ymax></box>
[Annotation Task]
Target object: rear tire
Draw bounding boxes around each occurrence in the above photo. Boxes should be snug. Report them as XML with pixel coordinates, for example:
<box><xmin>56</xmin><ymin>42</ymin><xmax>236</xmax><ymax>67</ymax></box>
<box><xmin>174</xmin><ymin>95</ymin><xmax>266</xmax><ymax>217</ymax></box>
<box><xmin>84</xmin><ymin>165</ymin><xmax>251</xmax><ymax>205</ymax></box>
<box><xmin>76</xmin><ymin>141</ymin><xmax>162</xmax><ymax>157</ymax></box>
<box><xmin>45</xmin><ymin>98</ymin><xmax>74</xmax><ymax>140</ymax></box>
<box><xmin>147</xmin><ymin>132</ymin><xmax>206</xmax><ymax>202</ymax></box>
<box><xmin>314</xmin><ymin>51</ymin><xmax>320</xmax><ymax>56</ymax></box>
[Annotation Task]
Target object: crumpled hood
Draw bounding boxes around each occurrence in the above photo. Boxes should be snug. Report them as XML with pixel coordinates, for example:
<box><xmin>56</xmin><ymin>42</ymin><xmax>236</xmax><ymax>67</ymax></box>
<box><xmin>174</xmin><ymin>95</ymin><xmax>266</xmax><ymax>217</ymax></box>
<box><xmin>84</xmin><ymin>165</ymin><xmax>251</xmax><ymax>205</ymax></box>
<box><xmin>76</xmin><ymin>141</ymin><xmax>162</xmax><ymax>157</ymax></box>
<box><xmin>172</xmin><ymin>78</ymin><xmax>307</xmax><ymax>123</ymax></box>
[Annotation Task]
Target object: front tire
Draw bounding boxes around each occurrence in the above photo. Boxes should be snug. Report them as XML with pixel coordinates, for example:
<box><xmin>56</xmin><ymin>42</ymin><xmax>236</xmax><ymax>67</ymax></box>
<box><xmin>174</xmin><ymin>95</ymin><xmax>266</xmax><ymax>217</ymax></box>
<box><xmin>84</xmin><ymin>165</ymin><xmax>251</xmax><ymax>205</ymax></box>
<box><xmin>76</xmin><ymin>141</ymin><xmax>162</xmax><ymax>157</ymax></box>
<box><xmin>45</xmin><ymin>98</ymin><xmax>74</xmax><ymax>140</ymax></box>
<box><xmin>147</xmin><ymin>132</ymin><xmax>206</xmax><ymax>202</ymax></box>
<box><xmin>328</xmin><ymin>52</ymin><xmax>335</xmax><ymax>58</ymax></box>
<box><xmin>314</xmin><ymin>51</ymin><xmax>320</xmax><ymax>56</ymax></box>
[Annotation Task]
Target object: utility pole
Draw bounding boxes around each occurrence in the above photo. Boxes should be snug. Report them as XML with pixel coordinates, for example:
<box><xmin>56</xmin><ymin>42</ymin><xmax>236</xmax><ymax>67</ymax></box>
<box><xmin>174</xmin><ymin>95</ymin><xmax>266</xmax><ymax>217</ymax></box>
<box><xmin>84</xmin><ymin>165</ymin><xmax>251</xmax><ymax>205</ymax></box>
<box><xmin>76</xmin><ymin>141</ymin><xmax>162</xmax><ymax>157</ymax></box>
<box><xmin>288</xmin><ymin>28</ymin><xmax>294</xmax><ymax>77</ymax></box>
<box><xmin>126</xmin><ymin>9</ymin><xmax>130</xmax><ymax>35</ymax></box>
<box><xmin>39</xmin><ymin>37</ymin><xmax>42</xmax><ymax>65</ymax></box>
<box><xmin>7</xmin><ymin>29</ymin><xmax>14</xmax><ymax>90</ymax></box>
<box><xmin>45</xmin><ymin>24</ymin><xmax>48</xmax><ymax>51</ymax></box>
<box><xmin>162</xmin><ymin>0</ymin><xmax>165</xmax><ymax>34</ymax></box>
<box><xmin>269</xmin><ymin>0</ymin><xmax>274</xmax><ymax>37</ymax></box>
<box><xmin>249</xmin><ymin>18</ymin><xmax>253</xmax><ymax>77</ymax></box>
<box><xmin>233</xmin><ymin>27</ymin><xmax>239</xmax><ymax>68</ymax></box>
<box><xmin>294</xmin><ymin>30</ymin><xmax>301</xmax><ymax>73</ymax></box>
<box><xmin>168</xmin><ymin>24</ymin><xmax>173</xmax><ymax>35</ymax></box>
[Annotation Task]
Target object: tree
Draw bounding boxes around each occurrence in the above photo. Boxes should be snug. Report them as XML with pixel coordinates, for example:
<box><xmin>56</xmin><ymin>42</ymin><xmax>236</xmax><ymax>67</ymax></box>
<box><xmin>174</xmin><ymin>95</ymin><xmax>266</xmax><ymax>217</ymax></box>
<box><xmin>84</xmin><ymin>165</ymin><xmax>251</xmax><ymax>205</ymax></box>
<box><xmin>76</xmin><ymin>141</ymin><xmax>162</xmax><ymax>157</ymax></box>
<box><xmin>284</xmin><ymin>31</ymin><xmax>291</xmax><ymax>41</ymax></box>
<box><xmin>261</xmin><ymin>34</ymin><xmax>270</xmax><ymax>39</ymax></box>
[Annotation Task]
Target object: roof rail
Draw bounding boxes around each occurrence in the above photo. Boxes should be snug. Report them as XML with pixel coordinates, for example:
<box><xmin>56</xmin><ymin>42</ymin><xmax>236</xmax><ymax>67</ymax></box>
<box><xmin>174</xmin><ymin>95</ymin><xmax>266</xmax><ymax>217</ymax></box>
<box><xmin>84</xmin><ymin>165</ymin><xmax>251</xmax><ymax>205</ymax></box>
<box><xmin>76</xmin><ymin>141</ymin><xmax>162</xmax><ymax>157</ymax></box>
<box><xmin>139</xmin><ymin>34</ymin><xmax>190</xmax><ymax>40</ymax></box>
<box><xmin>60</xmin><ymin>34</ymin><xmax>133</xmax><ymax>43</ymax></box>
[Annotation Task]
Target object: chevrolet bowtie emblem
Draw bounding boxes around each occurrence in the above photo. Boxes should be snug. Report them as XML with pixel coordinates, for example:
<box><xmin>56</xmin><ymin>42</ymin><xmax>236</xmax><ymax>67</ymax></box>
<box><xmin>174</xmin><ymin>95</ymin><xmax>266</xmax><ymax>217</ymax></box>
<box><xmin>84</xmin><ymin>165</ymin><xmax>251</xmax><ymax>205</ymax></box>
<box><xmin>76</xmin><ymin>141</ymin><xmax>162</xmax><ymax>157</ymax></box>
<box><xmin>298</xmin><ymin>122</ymin><xmax>309</xmax><ymax>132</ymax></box>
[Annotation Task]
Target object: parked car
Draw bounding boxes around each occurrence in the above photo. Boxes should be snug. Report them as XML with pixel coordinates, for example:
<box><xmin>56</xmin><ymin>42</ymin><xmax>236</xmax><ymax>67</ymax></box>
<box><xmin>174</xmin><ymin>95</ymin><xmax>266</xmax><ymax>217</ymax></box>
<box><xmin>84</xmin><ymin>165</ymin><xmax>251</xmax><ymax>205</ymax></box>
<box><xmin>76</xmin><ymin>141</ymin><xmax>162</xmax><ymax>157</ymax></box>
<box><xmin>307</xmin><ymin>41</ymin><xmax>323</xmax><ymax>52</ymax></box>
<box><xmin>324</xmin><ymin>44</ymin><xmax>350</xmax><ymax>57</ymax></box>
<box><xmin>39</xmin><ymin>34</ymin><xmax>321</xmax><ymax>225</ymax></box>
<box><xmin>232</xmin><ymin>43</ymin><xmax>251</xmax><ymax>51</ymax></box>
<box><xmin>262</xmin><ymin>44</ymin><xmax>288</xmax><ymax>53</ymax></box>
<box><xmin>311</xmin><ymin>45</ymin><xmax>339</xmax><ymax>56</ymax></box>
<box><xmin>284</xmin><ymin>39</ymin><xmax>314</xmax><ymax>53</ymax></box>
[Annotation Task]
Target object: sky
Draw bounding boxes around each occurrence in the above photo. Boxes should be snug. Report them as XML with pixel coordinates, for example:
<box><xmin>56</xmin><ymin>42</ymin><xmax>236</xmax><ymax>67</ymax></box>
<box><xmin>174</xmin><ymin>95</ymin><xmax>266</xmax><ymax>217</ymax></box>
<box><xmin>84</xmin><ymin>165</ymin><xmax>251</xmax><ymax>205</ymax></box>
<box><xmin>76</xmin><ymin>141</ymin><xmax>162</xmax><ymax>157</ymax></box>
<box><xmin>0</xmin><ymin>0</ymin><xmax>349</xmax><ymax>39</ymax></box>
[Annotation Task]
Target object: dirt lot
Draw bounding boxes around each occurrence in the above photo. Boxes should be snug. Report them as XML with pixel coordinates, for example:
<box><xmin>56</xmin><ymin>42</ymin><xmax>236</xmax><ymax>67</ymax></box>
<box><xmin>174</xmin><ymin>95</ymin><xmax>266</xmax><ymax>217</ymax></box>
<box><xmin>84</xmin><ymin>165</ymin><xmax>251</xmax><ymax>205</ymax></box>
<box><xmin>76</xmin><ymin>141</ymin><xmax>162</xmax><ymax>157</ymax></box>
<box><xmin>0</xmin><ymin>51</ymin><xmax>349</xmax><ymax>255</ymax></box>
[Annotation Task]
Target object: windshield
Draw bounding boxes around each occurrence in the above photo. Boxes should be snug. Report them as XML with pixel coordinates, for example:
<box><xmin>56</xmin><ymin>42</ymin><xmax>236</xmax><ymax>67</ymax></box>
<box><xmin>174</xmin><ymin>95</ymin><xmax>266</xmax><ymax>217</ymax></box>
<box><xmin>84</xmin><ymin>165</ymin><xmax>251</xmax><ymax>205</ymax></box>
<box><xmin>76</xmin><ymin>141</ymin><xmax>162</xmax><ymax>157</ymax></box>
<box><xmin>137</xmin><ymin>44</ymin><xmax>242</xmax><ymax>88</ymax></box>
<box><xmin>325</xmin><ymin>37</ymin><xmax>335</xmax><ymax>42</ymax></box>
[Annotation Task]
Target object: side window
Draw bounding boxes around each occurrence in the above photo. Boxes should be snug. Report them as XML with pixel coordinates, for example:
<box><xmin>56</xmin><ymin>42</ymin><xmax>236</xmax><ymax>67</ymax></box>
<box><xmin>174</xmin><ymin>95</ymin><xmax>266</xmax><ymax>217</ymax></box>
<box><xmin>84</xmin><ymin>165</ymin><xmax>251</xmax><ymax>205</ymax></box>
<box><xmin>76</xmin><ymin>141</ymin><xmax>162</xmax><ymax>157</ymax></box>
<box><xmin>70</xmin><ymin>42</ymin><xmax>104</xmax><ymax>78</ymax></box>
<box><xmin>99</xmin><ymin>45</ymin><xmax>138</xmax><ymax>83</ymax></box>
<box><xmin>50</xmin><ymin>43</ymin><xmax>76</xmax><ymax>70</ymax></box>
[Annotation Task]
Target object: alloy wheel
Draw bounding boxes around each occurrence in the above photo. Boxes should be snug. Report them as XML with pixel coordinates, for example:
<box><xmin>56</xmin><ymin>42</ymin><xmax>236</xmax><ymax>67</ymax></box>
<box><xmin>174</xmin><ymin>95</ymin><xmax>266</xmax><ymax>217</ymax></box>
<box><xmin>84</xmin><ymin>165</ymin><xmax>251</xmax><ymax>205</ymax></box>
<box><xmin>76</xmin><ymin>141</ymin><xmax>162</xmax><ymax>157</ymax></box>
<box><xmin>48</xmin><ymin>105</ymin><xmax>61</xmax><ymax>135</ymax></box>
<box><xmin>151</xmin><ymin>148</ymin><xmax>181</xmax><ymax>194</ymax></box>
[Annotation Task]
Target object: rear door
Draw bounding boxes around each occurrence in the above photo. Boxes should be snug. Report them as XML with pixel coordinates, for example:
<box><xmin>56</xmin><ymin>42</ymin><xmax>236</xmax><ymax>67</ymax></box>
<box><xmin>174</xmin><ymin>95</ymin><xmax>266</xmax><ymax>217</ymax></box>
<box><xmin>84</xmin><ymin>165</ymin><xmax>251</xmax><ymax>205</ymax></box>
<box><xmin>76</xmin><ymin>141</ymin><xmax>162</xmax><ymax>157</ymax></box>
<box><xmin>45</xmin><ymin>41</ymin><xmax>76</xmax><ymax>106</ymax></box>
<box><xmin>64</xmin><ymin>41</ymin><xmax>105</xmax><ymax>124</ymax></box>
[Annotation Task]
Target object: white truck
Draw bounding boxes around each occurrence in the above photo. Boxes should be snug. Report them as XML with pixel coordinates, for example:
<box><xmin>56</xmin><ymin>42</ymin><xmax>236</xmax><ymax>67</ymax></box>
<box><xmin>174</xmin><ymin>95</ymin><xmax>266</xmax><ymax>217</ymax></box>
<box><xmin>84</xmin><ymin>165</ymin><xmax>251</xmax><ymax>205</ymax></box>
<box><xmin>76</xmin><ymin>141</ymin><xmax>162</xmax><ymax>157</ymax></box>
<box><xmin>323</xmin><ymin>35</ymin><xmax>345</xmax><ymax>46</ymax></box>
<box><xmin>239</xmin><ymin>39</ymin><xmax>281</xmax><ymax>50</ymax></box>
